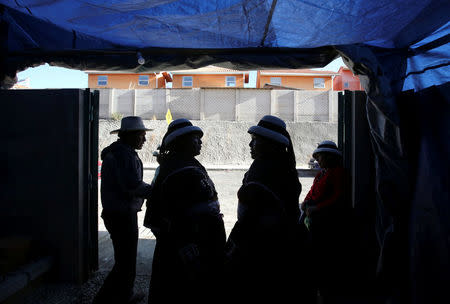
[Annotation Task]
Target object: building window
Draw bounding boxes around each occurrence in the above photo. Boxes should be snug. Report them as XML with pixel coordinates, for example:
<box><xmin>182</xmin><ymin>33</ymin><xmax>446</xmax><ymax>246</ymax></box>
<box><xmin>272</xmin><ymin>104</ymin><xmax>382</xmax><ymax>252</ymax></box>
<box><xmin>182</xmin><ymin>76</ymin><xmax>193</xmax><ymax>87</ymax></box>
<box><xmin>97</xmin><ymin>75</ymin><xmax>108</xmax><ymax>86</ymax></box>
<box><xmin>313</xmin><ymin>78</ymin><xmax>325</xmax><ymax>88</ymax></box>
<box><xmin>226</xmin><ymin>76</ymin><xmax>236</xmax><ymax>87</ymax></box>
<box><xmin>138</xmin><ymin>75</ymin><xmax>149</xmax><ymax>86</ymax></box>
<box><xmin>344</xmin><ymin>82</ymin><xmax>349</xmax><ymax>88</ymax></box>
<box><xmin>270</xmin><ymin>77</ymin><xmax>281</xmax><ymax>86</ymax></box>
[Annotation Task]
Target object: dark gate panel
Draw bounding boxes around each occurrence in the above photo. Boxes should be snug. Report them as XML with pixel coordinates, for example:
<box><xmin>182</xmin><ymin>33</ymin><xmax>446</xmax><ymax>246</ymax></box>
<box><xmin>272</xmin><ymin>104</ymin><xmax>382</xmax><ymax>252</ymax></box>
<box><xmin>337</xmin><ymin>90</ymin><xmax>379</xmax><ymax>295</ymax></box>
<box><xmin>84</xmin><ymin>89</ymin><xmax>99</xmax><ymax>275</ymax></box>
<box><xmin>0</xmin><ymin>89</ymin><xmax>98</xmax><ymax>284</ymax></box>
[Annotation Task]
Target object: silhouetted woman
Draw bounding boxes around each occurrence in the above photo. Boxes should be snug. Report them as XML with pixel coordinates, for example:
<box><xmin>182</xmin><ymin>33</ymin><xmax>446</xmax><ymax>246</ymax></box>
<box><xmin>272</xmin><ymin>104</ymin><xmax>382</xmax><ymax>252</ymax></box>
<box><xmin>301</xmin><ymin>140</ymin><xmax>351</xmax><ymax>297</ymax></box>
<box><xmin>225</xmin><ymin>115</ymin><xmax>315</xmax><ymax>303</ymax></box>
<box><xmin>144</xmin><ymin>118</ymin><xmax>226</xmax><ymax>304</ymax></box>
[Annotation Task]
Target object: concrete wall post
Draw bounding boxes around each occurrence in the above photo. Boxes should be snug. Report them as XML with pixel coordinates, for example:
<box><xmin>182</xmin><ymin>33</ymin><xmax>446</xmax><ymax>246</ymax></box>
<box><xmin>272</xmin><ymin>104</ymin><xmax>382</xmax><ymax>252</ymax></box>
<box><xmin>270</xmin><ymin>89</ymin><xmax>276</xmax><ymax>115</ymax></box>
<box><xmin>109</xmin><ymin>88</ymin><xmax>115</xmax><ymax>118</ymax></box>
<box><xmin>200</xmin><ymin>89</ymin><xmax>205</xmax><ymax>120</ymax></box>
<box><xmin>235</xmin><ymin>89</ymin><xmax>240</xmax><ymax>121</ymax></box>
<box><xmin>294</xmin><ymin>90</ymin><xmax>299</xmax><ymax>122</ymax></box>
<box><xmin>165</xmin><ymin>88</ymin><xmax>170</xmax><ymax>112</ymax></box>
<box><xmin>329</xmin><ymin>90</ymin><xmax>338</xmax><ymax>122</ymax></box>
<box><xmin>132</xmin><ymin>89</ymin><xmax>137</xmax><ymax>116</ymax></box>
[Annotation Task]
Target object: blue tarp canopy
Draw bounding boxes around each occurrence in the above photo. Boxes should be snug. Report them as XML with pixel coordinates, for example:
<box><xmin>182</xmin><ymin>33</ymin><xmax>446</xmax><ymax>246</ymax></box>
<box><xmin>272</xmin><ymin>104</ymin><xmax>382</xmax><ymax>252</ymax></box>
<box><xmin>1</xmin><ymin>1</ymin><xmax>449</xmax><ymax>304</ymax></box>
<box><xmin>0</xmin><ymin>0</ymin><xmax>445</xmax><ymax>49</ymax></box>
<box><xmin>1</xmin><ymin>0</ymin><xmax>449</xmax><ymax>94</ymax></box>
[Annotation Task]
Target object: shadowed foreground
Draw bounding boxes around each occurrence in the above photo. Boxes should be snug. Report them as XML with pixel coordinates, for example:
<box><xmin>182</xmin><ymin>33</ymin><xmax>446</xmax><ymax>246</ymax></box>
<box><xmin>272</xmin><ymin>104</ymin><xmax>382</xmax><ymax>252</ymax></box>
<box><xmin>14</xmin><ymin>171</ymin><xmax>313</xmax><ymax>304</ymax></box>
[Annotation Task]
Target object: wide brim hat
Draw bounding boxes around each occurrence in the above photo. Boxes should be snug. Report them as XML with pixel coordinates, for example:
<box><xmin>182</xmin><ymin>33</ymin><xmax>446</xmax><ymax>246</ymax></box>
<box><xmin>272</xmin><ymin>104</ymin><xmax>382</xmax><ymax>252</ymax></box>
<box><xmin>163</xmin><ymin>118</ymin><xmax>203</xmax><ymax>146</ymax></box>
<box><xmin>110</xmin><ymin>116</ymin><xmax>153</xmax><ymax>134</ymax></box>
<box><xmin>248</xmin><ymin>115</ymin><xmax>290</xmax><ymax>146</ymax></box>
<box><xmin>312</xmin><ymin>140</ymin><xmax>342</xmax><ymax>158</ymax></box>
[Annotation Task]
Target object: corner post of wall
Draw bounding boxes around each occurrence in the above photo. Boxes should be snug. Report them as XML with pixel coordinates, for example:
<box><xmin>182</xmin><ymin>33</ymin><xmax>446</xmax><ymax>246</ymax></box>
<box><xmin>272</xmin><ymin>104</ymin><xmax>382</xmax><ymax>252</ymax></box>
<box><xmin>235</xmin><ymin>89</ymin><xmax>240</xmax><ymax>121</ymax></box>
<box><xmin>200</xmin><ymin>89</ymin><xmax>205</xmax><ymax>120</ymax></box>
<box><xmin>165</xmin><ymin>88</ymin><xmax>171</xmax><ymax>113</ymax></box>
<box><xmin>294</xmin><ymin>90</ymin><xmax>299</xmax><ymax>122</ymax></box>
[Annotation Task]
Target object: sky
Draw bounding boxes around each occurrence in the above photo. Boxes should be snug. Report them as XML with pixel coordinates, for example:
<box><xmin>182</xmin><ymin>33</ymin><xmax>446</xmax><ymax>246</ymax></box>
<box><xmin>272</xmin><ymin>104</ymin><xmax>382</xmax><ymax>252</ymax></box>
<box><xmin>17</xmin><ymin>57</ymin><xmax>345</xmax><ymax>89</ymax></box>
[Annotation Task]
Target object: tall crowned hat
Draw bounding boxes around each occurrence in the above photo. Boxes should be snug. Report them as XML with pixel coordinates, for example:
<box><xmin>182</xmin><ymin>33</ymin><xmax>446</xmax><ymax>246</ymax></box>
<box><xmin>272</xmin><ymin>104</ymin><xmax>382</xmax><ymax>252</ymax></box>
<box><xmin>312</xmin><ymin>140</ymin><xmax>342</xmax><ymax>158</ymax></box>
<box><xmin>162</xmin><ymin>118</ymin><xmax>203</xmax><ymax>146</ymax></box>
<box><xmin>248</xmin><ymin>115</ymin><xmax>290</xmax><ymax>146</ymax></box>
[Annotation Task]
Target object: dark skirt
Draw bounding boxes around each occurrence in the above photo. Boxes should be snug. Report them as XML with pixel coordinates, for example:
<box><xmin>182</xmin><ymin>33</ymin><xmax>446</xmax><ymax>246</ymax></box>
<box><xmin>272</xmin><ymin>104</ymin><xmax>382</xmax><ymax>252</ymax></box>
<box><xmin>148</xmin><ymin>217</ymin><xmax>226</xmax><ymax>304</ymax></box>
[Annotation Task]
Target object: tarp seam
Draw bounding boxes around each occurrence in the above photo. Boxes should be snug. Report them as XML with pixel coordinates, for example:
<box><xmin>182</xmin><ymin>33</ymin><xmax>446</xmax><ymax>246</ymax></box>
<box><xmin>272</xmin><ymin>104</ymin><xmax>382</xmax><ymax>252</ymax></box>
<box><xmin>13</xmin><ymin>0</ymin><xmax>31</xmax><ymax>15</ymax></box>
<box><xmin>410</xmin><ymin>33</ymin><xmax>450</xmax><ymax>55</ymax></box>
<box><xmin>402</xmin><ymin>61</ymin><xmax>450</xmax><ymax>80</ymax></box>
<box><xmin>260</xmin><ymin>0</ymin><xmax>277</xmax><ymax>47</ymax></box>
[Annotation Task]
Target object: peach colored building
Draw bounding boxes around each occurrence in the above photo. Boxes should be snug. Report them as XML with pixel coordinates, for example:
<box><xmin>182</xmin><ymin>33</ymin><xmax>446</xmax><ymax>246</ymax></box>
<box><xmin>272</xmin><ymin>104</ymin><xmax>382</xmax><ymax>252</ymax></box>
<box><xmin>87</xmin><ymin>71</ymin><xmax>172</xmax><ymax>89</ymax></box>
<box><xmin>333</xmin><ymin>66</ymin><xmax>364</xmax><ymax>91</ymax></box>
<box><xmin>256</xmin><ymin>69</ymin><xmax>337</xmax><ymax>90</ymax></box>
<box><xmin>170</xmin><ymin>66</ymin><xmax>249</xmax><ymax>88</ymax></box>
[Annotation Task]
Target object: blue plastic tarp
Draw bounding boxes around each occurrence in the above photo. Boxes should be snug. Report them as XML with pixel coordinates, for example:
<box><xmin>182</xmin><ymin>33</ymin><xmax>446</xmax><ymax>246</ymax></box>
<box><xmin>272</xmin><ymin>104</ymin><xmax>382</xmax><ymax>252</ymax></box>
<box><xmin>1</xmin><ymin>2</ymin><xmax>450</xmax><ymax>303</ymax></box>
<box><xmin>1</xmin><ymin>0</ymin><xmax>448</xmax><ymax>49</ymax></box>
<box><xmin>1</xmin><ymin>1</ymin><xmax>449</xmax><ymax>95</ymax></box>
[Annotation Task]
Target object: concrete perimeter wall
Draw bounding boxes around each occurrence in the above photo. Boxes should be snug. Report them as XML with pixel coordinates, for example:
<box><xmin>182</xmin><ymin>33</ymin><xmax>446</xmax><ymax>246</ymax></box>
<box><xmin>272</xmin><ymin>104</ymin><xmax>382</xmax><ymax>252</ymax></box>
<box><xmin>99</xmin><ymin>88</ymin><xmax>338</xmax><ymax>123</ymax></box>
<box><xmin>99</xmin><ymin>119</ymin><xmax>337</xmax><ymax>167</ymax></box>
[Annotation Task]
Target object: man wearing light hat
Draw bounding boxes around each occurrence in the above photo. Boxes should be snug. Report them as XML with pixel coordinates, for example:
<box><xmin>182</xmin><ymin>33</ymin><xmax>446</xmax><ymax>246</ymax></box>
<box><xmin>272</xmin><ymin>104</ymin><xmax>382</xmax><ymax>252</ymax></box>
<box><xmin>93</xmin><ymin>116</ymin><xmax>152</xmax><ymax>304</ymax></box>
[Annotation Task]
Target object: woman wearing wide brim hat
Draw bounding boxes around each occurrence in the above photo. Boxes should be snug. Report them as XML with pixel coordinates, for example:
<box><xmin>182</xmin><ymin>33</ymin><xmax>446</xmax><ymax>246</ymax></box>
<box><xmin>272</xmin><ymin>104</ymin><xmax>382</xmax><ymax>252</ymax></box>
<box><xmin>144</xmin><ymin>118</ymin><xmax>226</xmax><ymax>304</ymax></box>
<box><xmin>302</xmin><ymin>140</ymin><xmax>345</xmax><ymax>220</ymax></box>
<box><xmin>225</xmin><ymin>115</ymin><xmax>315</xmax><ymax>303</ymax></box>
<box><xmin>312</xmin><ymin>140</ymin><xmax>342</xmax><ymax>159</ymax></box>
<box><xmin>301</xmin><ymin>140</ymin><xmax>351</xmax><ymax>297</ymax></box>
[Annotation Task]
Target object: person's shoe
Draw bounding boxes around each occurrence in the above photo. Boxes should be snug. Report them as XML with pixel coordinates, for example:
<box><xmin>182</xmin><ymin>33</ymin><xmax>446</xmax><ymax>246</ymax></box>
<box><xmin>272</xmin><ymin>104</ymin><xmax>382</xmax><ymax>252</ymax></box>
<box><xmin>127</xmin><ymin>292</ymin><xmax>145</xmax><ymax>304</ymax></box>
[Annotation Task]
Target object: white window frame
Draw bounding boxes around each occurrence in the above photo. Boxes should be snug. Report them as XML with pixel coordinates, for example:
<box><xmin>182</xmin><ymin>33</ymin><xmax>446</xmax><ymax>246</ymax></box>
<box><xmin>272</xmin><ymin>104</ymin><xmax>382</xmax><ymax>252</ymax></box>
<box><xmin>97</xmin><ymin>75</ymin><xmax>108</xmax><ymax>86</ymax></box>
<box><xmin>313</xmin><ymin>78</ymin><xmax>325</xmax><ymax>88</ymax></box>
<box><xmin>138</xmin><ymin>75</ymin><xmax>149</xmax><ymax>86</ymax></box>
<box><xmin>225</xmin><ymin>76</ymin><xmax>236</xmax><ymax>87</ymax></box>
<box><xmin>270</xmin><ymin>77</ymin><xmax>282</xmax><ymax>86</ymax></box>
<box><xmin>182</xmin><ymin>76</ymin><xmax>193</xmax><ymax>87</ymax></box>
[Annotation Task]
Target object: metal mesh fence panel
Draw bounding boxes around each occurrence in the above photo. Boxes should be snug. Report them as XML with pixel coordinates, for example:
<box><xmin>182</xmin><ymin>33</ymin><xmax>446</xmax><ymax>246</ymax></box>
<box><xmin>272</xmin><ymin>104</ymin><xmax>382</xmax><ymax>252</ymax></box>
<box><xmin>169</xmin><ymin>89</ymin><xmax>201</xmax><ymax>120</ymax></box>
<box><xmin>272</xmin><ymin>90</ymin><xmax>295</xmax><ymax>121</ymax></box>
<box><xmin>238</xmin><ymin>89</ymin><xmax>271</xmax><ymax>122</ymax></box>
<box><xmin>135</xmin><ymin>89</ymin><xmax>166</xmax><ymax>119</ymax></box>
<box><xmin>204</xmin><ymin>89</ymin><xmax>236</xmax><ymax>121</ymax></box>
<box><xmin>100</xmin><ymin>88</ymin><xmax>332</xmax><ymax>122</ymax></box>
<box><xmin>296</xmin><ymin>91</ymin><xmax>329</xmax><ymax>122</ymax></box>
<box><xmin>114</xmin><ymin>89</ymin><xmax>134</xmax><ymax>116</ymax></box>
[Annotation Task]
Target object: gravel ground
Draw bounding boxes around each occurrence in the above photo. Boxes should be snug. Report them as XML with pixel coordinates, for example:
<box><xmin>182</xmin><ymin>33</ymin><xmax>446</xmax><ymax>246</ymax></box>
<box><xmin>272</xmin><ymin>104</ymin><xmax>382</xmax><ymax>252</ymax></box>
<box><xmin>99</xmin><ymin>119</ymin><xmax>337</xmax><ymax>167</ymax></box>
<box><xmin>21</xmin><ymin>170</ymin><xmax>314</xmax><ymax>304</ymax></box>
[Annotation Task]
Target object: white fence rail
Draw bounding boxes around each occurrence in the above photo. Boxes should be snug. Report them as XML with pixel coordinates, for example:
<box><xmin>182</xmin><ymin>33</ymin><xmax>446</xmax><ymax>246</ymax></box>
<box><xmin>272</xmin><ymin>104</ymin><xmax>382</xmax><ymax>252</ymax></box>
<box><xmin>99</xmin><ymin>88</ymin><xmax>338</xmax><ymax>122</ymax></box>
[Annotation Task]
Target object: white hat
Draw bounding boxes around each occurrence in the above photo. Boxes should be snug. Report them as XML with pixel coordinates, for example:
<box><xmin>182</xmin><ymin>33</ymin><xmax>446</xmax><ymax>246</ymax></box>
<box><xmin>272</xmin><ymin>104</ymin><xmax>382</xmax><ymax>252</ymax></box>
<box><xmin>248</xmin><ymin>115</ymin><xmax>290</xmax><ymax>146</ymax></box>
<box><xmin>312</xmin><ymin>140</ymin><xmax>342</xmax><ymax>158</ymax></box>
<box><xmin>163</xmin><ymin>118</ymin><xmax>203</xmax><ymax>146</ymax></box>
<box><xmin>110</xmin><ymin>116</ymin><xmax>153</xmax><ymax>134</ymax></box>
